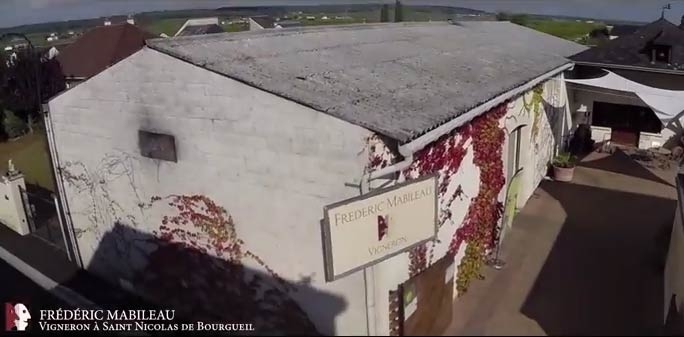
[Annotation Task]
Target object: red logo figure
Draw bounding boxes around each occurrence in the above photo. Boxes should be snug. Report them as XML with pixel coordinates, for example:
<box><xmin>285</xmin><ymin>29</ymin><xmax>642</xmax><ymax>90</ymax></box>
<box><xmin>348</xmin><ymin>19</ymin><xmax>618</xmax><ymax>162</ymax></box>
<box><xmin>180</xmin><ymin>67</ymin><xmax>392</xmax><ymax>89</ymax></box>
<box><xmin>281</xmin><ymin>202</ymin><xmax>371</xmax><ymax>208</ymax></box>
<box><xmin>5</xmin><ymin>303</ymin><xmax>30</xmax><ymax>331</ymax></box>
<box><xmin>378</xmin><ymin>215</ymin><xmax>389</xmax><ymax>241</ymax></box>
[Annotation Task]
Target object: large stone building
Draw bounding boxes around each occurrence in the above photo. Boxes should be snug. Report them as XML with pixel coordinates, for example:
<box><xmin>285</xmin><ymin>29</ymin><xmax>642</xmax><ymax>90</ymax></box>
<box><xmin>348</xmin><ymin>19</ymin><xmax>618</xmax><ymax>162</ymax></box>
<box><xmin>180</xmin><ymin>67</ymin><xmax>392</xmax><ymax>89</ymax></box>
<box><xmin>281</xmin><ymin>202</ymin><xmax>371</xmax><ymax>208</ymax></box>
<box><xmin>45</xmin><ymin>22</ymin><xmax>584</xmax><ymax>335</ymax></box>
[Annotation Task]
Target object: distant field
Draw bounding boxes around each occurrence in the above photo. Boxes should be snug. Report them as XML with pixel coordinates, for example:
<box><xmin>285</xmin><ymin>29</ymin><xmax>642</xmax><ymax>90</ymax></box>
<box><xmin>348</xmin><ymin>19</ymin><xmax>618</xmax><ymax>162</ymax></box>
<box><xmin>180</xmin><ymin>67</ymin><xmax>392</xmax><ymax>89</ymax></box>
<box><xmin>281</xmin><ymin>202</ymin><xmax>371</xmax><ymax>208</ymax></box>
<box><xmin>300</xmin><ymin>17</ymin><xmax>367</xmax><ymax>26</ymax></box>
<box><xmin>143</xmin><ymin>18</ymin><xmax>187</xmax><ymax>36</ymax></box>
<box><xmin>524</xmin><ymin>19</ymin><xmax>604</xmax><ymax>41</ymax></box>
<box><xmin>221</xmin><ymin>22</ymin><xmax>249</xmax><ymax>33</ymax></box>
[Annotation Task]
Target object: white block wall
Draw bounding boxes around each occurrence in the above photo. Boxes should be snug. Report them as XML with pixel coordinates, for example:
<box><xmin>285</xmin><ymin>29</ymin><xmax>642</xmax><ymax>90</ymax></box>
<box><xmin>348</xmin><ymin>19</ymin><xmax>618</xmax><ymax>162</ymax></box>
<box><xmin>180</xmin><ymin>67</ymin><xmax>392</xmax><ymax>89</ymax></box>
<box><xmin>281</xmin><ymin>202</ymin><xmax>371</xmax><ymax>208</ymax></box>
<box><xmin>0</xmin><ymin>173</ymin><xmax>30</xmax><ymax>235</ymax></box>
<box><xmin>48</xmin><ymin>48</ymin><xmax>373</xmax><ymax>335</ymax></box>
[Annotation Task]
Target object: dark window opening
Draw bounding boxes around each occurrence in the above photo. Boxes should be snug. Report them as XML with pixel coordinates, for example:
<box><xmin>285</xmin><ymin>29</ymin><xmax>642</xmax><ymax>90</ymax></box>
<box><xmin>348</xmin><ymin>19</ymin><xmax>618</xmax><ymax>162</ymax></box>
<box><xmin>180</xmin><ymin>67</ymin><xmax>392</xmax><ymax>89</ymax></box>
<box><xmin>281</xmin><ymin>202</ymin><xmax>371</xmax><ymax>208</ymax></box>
<box><xmin>592</xmin><ymin>102</ymin><xmax>662</xmax><ymax>134</ymax></box>
<box><xmin>139</xmin><ymin>130</ymin><xmax>177</xmax><ymax>162</ymax></box>
<box><xmin>507</xmin><ymin>126</ymin><xmax>524</xmax><ymax>181</ymax></box>
<box><xmin>652</xmin><ymin>44</ymin><xmax>672</xmax><ymax>64</ymax></box>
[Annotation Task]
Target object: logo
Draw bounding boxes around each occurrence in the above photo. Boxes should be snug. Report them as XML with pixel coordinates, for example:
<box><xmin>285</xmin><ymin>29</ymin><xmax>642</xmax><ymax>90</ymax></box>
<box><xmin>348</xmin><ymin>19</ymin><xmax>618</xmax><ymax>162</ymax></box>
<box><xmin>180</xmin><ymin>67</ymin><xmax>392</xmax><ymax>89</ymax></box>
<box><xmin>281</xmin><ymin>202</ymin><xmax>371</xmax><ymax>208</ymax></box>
<box><xmin>377</xmin><ymin>215</ymin><xmax>389</xmax><ymax>241</ymax></box>
<box><xmin>5</xmin><ymin>303</ymin><xmax>31</xmax><ymax>331</ymax></box>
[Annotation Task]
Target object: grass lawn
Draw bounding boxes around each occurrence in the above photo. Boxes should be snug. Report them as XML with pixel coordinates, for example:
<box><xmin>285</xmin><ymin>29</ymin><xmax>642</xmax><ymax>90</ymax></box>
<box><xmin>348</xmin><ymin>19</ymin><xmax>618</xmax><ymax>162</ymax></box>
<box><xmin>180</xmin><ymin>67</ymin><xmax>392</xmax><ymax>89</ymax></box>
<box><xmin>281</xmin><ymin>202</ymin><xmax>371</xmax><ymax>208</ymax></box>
<box><xmin>221</xmin><ymin>22</ymin><xmax>249</xmax><ymax>33</ymax></box>
<box><xmin>524</xmin><ymin>19</ymin><xmax>605</xmax><ymax>42</ymax></box>
<box><xmin>0</xmin><ymin>131</ymin><xmax>55</xmax><ymax>191</ymax></box>
<box><xmin>143</xmin><ymin>18</ymin><xmax>188</xmax><ymax>36</ymax></box>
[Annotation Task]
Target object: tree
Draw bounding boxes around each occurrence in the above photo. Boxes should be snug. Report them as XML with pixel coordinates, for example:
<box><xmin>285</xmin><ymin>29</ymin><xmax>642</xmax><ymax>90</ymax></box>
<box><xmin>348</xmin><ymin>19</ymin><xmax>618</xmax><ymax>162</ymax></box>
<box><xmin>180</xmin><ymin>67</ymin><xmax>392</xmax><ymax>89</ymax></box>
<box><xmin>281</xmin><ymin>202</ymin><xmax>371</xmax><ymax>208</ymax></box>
<box><xmin>496</xmin><ymin>12</ymin><xmax>512</xmax><ymax>21</ymax></box>
<box><xmin>380</xmin><ymin>4</ymin><xmax>390</xmax><ymax>23</ymax></box>
<box><xmin>510</xmin><ymin>14</ymin><xmax>530</xmax><ymax>26</ymax></box>
<box><xmin>3</xmin><ymin>109</ymin><xmax>27</xmax><ymax>138</ymax></box>
<box><xmin>0</xmin><ymin>48</ymin><xmax>65</xmax><ymax>134</ymax></box>
<box><xmin>589</xmin><ymin>27</ymin><xmax>610</xmax><ymax>38</ymax></box>
<box><xmin>394</xmin><ymin>0</ymin><xmax>404</xmax><ymax>22</ymax></box>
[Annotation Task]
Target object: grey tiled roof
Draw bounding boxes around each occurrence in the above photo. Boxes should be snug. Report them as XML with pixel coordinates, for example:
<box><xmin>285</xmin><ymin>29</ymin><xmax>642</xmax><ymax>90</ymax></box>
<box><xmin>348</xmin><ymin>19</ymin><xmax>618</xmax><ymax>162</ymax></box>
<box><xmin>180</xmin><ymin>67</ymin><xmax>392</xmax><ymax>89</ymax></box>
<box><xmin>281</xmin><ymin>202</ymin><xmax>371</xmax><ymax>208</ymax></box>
<box><xmin>572</xmin><ymin>18</ymin><xmax>684</xmax><ymax>73</ymax></box>
<box><xmin>147</xmin><ymin>22</ymin><xmax>586</xmax><ymax>142</ymax></box>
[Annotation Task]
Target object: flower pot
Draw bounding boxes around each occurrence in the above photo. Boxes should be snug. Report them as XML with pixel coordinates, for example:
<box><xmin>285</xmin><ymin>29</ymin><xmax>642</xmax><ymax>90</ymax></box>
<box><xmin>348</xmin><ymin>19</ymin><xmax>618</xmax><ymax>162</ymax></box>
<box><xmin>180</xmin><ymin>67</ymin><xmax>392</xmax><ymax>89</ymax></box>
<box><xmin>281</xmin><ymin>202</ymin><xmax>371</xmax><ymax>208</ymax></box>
<box><xmin>553</xmin><ymin>165</ymin><xmax>575</xmax><ymax>182</ymax></box>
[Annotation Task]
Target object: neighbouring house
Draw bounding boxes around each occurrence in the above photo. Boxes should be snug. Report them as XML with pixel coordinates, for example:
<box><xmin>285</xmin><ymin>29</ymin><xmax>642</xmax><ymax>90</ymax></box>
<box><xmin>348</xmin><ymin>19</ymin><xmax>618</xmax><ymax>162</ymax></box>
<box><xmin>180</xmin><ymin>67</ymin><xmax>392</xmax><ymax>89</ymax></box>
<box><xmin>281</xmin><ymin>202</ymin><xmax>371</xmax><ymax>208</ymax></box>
<box><xmin>56</xmin><ymin>23</ymin><xmax>154</xmax><ymax>88</ymax></box>
<box><xmin>44</xmin><ymin>22</ymin><xmax>585</xmax><ymax>335</ymax></box>
<box><xmin>274</xmin><ymin>20</ymin><xmax>304</xmax><ymax>29</ymax></box>
<box><xmin>249</xmin><ymin>16</ymin><xmax>303</xmax><ymax>30</ymax></box>
<box><xmin>46</xmin><ymin>32</ymin><xmax>59</xmax><ymax>42</ymax></box>
<box><xmin>249</xmin><ymin>15</ymin><xmax>276</xmax><ymax>30</ymax></box>
<box><xmin>173</xmin><ymin>17</ymin><xmax>224</xmax><ymax>37</ymax></box>
<box><xmin>568</xmin><ymin>15</ymin><xmax>684</xmax><ymax>150</ymax></box>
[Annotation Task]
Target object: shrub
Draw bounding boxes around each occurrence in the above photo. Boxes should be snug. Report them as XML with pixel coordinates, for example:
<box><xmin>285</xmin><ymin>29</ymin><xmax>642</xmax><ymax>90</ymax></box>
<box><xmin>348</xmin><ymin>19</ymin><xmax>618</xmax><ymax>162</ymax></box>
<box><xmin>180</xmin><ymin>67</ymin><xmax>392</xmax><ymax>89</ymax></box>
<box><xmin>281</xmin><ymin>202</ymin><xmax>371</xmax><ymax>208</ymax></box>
<box><xmin>3</xmin><ymin>110</ymin><xmax>27</xmax><ymax>139</ymax></box>
<box><xmin>552</xmin><ymin>152</ymin><xmax>577</xmax><ymax>168</ymax></box>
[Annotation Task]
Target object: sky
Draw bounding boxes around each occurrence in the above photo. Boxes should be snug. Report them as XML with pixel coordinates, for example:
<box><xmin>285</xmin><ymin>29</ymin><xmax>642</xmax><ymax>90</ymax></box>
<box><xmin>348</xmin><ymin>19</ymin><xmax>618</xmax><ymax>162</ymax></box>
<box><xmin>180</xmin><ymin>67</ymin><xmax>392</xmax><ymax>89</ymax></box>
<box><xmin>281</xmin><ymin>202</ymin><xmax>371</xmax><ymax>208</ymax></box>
<box><xmin>0</xmin><ymin>0</ymin><xmax>683</xmax><ymax>28</ymax></box>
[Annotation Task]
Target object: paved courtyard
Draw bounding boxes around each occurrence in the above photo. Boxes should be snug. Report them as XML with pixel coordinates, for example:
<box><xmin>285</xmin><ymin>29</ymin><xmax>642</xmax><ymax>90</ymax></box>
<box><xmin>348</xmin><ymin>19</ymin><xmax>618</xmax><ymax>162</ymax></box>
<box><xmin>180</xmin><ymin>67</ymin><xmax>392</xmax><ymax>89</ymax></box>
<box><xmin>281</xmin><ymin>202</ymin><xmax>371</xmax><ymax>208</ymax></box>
<box><xmin>445</xmin><ymin>149</ymin><xmax>678</xmax><ymax>335</ymax></box>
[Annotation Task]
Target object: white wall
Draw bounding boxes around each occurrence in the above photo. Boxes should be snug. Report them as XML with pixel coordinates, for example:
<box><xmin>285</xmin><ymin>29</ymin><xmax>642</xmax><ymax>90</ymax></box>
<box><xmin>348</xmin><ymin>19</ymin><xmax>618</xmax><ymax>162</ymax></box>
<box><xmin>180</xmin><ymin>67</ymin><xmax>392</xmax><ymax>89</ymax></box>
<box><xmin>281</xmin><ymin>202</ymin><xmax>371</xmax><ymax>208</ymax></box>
<box><xmin>0</xmin><ymin>172</ymin><xmax>30</xmax><ymax>235</ymax></box>
<box><xmin>48</xmin><ymin>47</ymin><xmax>372</xmax><ymax>335</ymax></box>
<box><xmin>248</xmin><ymin>18</ymin><xmax>265</xmax><ymax>31</ymax></box>
<box><xmin>366</xmin><ymin>73</ymin><xmax>570</xmax><ymax>335</ymax></box>
<box><xmin>665</xmin><ymin>189</ymin><xmax>684</xmax><ymax>327</ymax></box>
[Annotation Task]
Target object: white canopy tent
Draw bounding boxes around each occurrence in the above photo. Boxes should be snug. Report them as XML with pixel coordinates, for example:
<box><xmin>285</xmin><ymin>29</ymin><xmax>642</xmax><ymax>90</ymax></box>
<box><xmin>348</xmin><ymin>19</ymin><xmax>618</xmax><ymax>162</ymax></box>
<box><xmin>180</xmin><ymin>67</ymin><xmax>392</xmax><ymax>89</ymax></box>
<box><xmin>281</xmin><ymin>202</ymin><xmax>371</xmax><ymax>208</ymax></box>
<box><xmin>565</xmin><ymin>70</ymin><xmax>684</xmax><ymax>125</ymax></box>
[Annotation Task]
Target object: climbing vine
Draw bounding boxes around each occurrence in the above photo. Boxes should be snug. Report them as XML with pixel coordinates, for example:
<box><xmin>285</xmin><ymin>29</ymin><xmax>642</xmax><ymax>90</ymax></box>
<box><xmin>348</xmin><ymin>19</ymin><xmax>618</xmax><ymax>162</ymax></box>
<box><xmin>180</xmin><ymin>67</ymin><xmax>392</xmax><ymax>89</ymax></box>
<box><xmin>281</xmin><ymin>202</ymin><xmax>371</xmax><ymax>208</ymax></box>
<box><xmin>367</xmin><ymin>103</ymin><xmax>508</xmax><ymax>290</ymax></box>
<box><xmin>402</xmin><ymin>125</ymin><xmax>472</xmax><ymax>276</ymax></box>
<box><xmin>524</xmin><ymin>85</ymin><xmax>545</xmax><ymax>142</ymax></box>
<box><xmin>141</xmin><ymin>194</ymin><xmax>317</xmax><ymax>334</ymax></box>
<box><xmin>365</xmin><ymin>134</ymin><xmax>396</xmax><ymax>172</ymax></box>
<box><xmin>451</xmin><ymin>104</ymin><xmax>507</xmax><ymax>294</ymax></box>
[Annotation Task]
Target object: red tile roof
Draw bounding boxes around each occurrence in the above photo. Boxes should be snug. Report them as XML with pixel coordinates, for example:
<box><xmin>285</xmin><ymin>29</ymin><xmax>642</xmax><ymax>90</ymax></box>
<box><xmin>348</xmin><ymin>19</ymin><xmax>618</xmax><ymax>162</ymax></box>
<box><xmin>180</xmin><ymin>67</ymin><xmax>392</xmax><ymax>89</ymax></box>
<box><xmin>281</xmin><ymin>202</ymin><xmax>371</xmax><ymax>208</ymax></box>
<box><xmin>56</xmin><ymin>23</ymin><xmax>154</xmax><ymax>79</ymax></box>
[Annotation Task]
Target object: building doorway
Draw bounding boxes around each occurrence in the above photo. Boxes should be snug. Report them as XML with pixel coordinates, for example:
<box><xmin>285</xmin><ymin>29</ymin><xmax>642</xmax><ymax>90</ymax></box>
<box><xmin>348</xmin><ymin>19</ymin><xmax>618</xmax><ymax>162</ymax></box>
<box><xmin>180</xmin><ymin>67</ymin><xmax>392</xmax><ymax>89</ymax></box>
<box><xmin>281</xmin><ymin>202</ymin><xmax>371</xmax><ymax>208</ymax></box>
<box><xmin>592</xmin><ymin>102</ymin><xmax>662</xmax><ymax>147</ymax></box>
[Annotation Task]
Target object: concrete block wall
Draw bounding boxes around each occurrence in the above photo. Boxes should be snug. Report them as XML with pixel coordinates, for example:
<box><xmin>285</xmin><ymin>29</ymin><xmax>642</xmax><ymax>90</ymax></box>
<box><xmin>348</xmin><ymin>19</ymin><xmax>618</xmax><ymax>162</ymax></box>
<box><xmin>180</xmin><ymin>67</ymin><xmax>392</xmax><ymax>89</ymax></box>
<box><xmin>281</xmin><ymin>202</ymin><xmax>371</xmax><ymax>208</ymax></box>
<box><xmin>0</xmin><ymin>172</ymin><xmax>30</xmax><ymax>235</ymax></box>
<box><xmin>48</xmin><ymin>48</ymin><xmax>373</xmax><ymax>335</ymax></box>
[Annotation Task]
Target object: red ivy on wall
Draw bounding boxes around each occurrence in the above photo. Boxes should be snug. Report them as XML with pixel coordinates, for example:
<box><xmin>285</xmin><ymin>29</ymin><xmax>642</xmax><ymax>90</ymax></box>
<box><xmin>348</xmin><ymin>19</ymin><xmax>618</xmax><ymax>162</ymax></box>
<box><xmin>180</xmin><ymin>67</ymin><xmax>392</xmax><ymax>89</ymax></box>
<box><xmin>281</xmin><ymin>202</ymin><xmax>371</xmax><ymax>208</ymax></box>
<box><xmin>402</xmin><ymin>125</ymin><xmax>472</xmax><ymax>276</ymax></box>
<box><xmin>451</xmin><ymin>105</ymin><xmax>507</xmax><ymax>294</ymax></box>
<box><xmin>139</xmin><ymin>195</ymin><xmax>317</xmax><ymax>334</ymax></box>
<box><xmin>367</xmin><ymin>103</ymin><xmax>508</xmax><ymax>292</ymax></box>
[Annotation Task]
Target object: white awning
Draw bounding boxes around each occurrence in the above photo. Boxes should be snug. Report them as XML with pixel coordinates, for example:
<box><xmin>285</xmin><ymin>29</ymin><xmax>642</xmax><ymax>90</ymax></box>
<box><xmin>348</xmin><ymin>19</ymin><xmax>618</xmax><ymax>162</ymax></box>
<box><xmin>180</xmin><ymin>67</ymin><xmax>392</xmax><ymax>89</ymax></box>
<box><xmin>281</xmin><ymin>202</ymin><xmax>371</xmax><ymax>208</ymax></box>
<box><xmin>565</xmin><ymin>70</ymin><xmax>684</xmax><ymax>125</ymax></box>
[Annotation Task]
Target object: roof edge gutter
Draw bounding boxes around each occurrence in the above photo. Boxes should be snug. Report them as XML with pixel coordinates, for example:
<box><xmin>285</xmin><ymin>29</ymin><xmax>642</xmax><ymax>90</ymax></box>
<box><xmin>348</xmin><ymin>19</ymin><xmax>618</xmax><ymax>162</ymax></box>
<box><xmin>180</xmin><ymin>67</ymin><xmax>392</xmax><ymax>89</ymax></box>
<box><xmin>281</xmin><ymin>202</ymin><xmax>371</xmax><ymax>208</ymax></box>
<box><xmin>369</xmin><ymin>62</ymin><xmax>575</xmax><ymax>181</ymax></box>
<box><xmin>573</xmin><ymin>61</ymin><xmax>684</xmax><ymax>76</ymax></box>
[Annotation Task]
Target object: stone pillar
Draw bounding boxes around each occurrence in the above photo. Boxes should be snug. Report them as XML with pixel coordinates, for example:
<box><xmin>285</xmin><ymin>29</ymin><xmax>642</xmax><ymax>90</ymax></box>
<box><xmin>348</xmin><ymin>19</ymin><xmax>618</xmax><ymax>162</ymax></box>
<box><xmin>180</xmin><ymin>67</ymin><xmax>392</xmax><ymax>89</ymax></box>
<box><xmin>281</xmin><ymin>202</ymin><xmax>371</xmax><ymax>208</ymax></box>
<box><xmin>0</xmin><ymin>161</ymin><xmax>30</xmax><ymax>235</ymax></box>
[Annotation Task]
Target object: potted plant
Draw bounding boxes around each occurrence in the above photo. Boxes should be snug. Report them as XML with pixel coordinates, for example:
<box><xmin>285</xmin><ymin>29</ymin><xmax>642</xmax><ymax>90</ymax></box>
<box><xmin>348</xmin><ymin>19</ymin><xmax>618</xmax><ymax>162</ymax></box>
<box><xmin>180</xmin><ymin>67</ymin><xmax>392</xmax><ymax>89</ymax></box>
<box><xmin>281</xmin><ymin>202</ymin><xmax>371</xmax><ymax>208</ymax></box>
<box><xmin>552</xmin><ymin>152</ymin><xmax>576</xmax><ymax>182</ymax></box>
